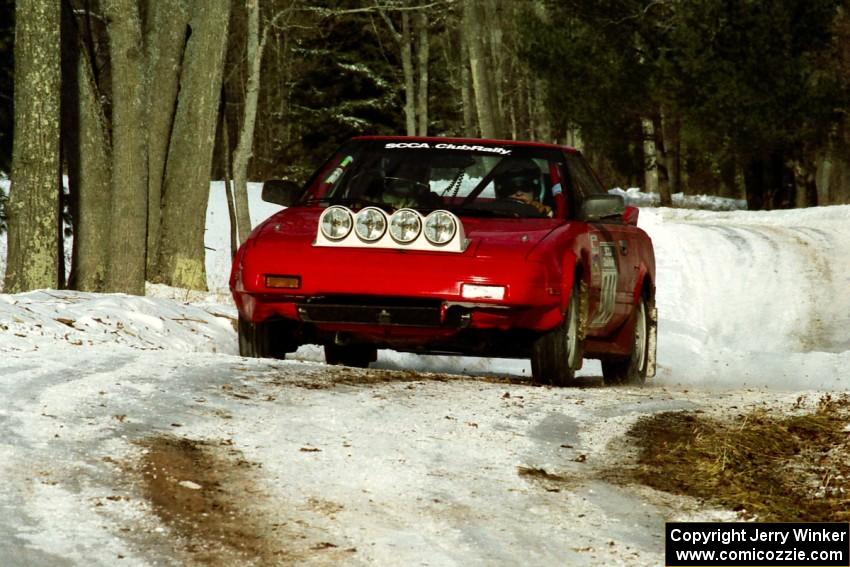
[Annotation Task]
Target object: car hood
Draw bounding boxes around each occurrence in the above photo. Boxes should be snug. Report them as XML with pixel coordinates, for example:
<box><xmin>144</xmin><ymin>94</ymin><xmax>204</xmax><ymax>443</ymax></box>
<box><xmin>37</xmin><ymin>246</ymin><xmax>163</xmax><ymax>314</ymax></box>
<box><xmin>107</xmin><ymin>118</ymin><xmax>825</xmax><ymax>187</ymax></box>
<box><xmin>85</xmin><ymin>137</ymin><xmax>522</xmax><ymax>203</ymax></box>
<box><xmin>252</xmin><ymin>208</ymin><xmax>563</xmax><ymax>259</ymax></box>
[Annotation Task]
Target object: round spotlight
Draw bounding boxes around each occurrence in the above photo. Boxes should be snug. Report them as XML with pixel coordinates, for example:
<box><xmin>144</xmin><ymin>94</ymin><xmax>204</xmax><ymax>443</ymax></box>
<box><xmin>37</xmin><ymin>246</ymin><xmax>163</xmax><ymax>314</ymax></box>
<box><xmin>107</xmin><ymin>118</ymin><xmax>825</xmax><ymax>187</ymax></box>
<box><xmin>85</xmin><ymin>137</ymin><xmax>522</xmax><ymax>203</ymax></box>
<box><xmin>424</xmin><ymin>210</ymin><xmax>457</xmax><ymax>245</ymax></box>
<box><xmin>388</xmin><ymin>209</ymin><xmax>422</xmax><ymax>243</ymax></box>
<box><xmin>354</xmin><ymin>207</ymin><xmax>387</xmax><ymax>242</ymax></box>
<box><xmin>319</xmin><ymin>206</ymin><xmax>353</xmax><ymax>241</ymax></box>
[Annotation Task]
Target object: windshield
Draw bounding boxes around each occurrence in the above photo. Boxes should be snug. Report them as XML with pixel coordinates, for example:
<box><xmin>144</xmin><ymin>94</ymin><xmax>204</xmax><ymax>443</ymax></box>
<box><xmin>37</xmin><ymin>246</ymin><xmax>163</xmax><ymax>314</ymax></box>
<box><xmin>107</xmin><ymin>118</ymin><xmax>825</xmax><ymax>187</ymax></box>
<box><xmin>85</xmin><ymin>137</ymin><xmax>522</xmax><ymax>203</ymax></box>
<box><xmin>298</xmin><ymin>141</ymin><xmax>566</xmax><ymax>219</ymax></box>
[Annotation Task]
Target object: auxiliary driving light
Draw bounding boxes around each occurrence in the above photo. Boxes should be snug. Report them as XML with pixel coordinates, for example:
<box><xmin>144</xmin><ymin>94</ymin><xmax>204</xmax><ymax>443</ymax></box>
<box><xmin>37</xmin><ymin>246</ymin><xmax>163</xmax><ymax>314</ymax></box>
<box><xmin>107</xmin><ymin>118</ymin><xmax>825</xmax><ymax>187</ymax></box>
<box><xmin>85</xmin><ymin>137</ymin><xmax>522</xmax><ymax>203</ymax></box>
<box><xmin>461</xmin><ymin>284</ymin><xmax>506</xmax><ymax>300</ymax></box>
<box><xmin>388</xmin><ymin>209</ymin><xmax>422</xmax><ymax>243</ymax></box>
<box><xmin>319</xmin><ymin>206</ymin><xmax>353</xmax><ymax>240</ymax></box>
<box><xmin>354</xmin><ymin>207</ymin><xmax>387</xmax><ymax>241</ymax></box>
<box><xmin>423</xmin><ymin>210</ymin><xmax>457</xmax><ymax>245</ymax></box>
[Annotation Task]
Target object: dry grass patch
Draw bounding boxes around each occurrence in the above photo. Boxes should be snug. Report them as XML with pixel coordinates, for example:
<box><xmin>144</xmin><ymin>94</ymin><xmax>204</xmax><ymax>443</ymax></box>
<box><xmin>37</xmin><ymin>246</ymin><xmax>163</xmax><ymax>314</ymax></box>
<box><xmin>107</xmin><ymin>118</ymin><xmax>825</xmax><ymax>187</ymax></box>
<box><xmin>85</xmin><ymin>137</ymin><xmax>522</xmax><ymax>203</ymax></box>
<box><xmin>624</xmin><ymin>395</ymin><xmax>850</xmax><ymax>521</ymax></box>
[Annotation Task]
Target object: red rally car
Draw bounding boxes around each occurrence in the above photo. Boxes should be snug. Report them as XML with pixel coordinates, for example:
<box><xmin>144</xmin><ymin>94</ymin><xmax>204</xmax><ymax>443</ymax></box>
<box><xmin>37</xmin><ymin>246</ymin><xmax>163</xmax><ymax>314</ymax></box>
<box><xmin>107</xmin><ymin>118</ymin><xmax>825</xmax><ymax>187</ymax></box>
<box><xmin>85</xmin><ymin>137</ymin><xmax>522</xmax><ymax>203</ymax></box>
<box><xmin>230</xmin><ymin>136</ymin><xmax>657</xmax><ymax>386</ymax></box>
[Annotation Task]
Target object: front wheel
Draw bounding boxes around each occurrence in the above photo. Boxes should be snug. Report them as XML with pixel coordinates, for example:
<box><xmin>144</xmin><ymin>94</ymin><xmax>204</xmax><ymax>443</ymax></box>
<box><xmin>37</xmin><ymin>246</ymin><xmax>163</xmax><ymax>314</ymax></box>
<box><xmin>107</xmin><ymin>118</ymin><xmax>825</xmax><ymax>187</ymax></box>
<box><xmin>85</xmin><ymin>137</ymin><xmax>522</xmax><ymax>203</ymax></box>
<box><xmin>602</xmin><ymin>297</ymin><xmax>649</xmax><ymax>385</ymax></box>
<box><xmin>238</xmin><ymin>316</ymin><xmax>296</xmax><ymax>359</ymax></box>
<box><xmin>324</xmin><ymin>343</ymin><xmax>377</xmax><ymax>368</ymax></box>
<box><xmin>531</xmin><ymin>281</ymin><xmax>583</xmax><ymax>387</ymax></box>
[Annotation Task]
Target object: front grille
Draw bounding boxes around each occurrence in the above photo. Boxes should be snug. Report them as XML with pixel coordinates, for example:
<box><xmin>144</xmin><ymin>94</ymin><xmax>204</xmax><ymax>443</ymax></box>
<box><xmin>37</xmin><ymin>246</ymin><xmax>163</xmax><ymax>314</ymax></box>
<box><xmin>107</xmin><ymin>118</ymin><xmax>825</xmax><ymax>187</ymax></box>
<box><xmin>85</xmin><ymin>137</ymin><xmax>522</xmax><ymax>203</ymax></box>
<box><xmin>297</xmin><ymin>296</ymin><xmax>444</xmax><ymax>327</ymax></box>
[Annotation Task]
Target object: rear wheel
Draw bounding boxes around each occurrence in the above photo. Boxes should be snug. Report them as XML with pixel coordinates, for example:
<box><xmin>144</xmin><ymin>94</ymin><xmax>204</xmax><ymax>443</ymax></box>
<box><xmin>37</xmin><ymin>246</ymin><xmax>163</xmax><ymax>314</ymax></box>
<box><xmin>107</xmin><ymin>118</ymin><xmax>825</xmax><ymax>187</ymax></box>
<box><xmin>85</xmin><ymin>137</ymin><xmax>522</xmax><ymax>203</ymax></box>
<box><xmin>531</xmin><ymin>281</ymin><xmax>583</xmax><ymax>387</ymax></box>
<box><xmin>238</xmin><ymin>316</ymin><xmax>296</xmax><ymax>359</ymax></box>
<box><xmin>324</xmin><ymin>343</ymin><xmax>377</xmax><ymax>368</ymax></box>
<box><xmin>602</xmin><ymin>297</ymin><xmax>649</xmax><ymax>385</ymax></box>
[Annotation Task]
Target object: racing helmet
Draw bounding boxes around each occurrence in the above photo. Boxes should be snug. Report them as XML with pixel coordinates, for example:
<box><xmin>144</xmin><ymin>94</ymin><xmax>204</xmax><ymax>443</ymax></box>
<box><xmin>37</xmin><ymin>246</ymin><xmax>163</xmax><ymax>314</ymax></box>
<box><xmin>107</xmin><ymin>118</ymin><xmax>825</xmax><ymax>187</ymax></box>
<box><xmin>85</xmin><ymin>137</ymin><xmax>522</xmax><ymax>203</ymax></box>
<box><xmin>494</xmin><ymin>158</ymin><xmax>541</xmax><ymax>199</ymax></box>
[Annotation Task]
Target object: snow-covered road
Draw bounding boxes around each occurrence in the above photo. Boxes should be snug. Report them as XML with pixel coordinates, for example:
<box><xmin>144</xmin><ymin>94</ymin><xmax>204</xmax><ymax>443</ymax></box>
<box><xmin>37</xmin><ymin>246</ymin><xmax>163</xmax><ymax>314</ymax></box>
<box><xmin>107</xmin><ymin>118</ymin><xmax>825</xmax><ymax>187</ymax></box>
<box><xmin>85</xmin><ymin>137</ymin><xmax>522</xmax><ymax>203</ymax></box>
<box><xmin>1</xmin><ymin>344</ymin><xmax>809</xmax><ymax>567</ymax></box>
<box><xmin>1</xmin><ymin>196</ymin><xmax>849</xmax><ymax>565</ymax></box>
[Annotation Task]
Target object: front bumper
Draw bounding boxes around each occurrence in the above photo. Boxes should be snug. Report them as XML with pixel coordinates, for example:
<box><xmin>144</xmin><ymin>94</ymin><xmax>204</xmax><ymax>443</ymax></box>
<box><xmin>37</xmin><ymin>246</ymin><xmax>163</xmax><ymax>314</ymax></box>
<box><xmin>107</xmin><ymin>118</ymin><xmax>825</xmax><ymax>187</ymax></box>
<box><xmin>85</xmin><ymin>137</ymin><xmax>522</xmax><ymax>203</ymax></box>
<box><xmin>232</xmin><ymin>245</ymin><xmax>564</xmax><ymax>333</ymax></box>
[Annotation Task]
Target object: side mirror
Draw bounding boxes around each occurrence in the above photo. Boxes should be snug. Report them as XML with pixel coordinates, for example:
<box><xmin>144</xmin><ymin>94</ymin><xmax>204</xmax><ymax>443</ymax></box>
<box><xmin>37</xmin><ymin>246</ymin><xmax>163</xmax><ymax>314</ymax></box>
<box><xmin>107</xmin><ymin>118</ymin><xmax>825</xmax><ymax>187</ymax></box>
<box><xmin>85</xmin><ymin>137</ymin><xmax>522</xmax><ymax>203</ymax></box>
<box><xmin>623</xmin><ymin>205</ymin><xmax>639</xmax><ymax>226</ymax></box>
<box><xmin>578</xmin><ymin>194</ymin><xmax>625</xmax><ymax>222</ymax></box>
<box><xmin>262</xmin><ymin>179</ymin><xmax>301</xmax><ymax>207</ymax></box>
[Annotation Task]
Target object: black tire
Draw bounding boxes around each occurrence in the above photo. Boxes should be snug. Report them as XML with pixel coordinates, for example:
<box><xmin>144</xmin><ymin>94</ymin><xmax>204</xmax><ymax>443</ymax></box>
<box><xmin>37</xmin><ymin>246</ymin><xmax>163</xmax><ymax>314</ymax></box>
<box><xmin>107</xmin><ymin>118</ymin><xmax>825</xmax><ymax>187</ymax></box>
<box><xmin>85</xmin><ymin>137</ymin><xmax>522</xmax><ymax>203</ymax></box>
<box><xmin>531</xmin><ymin>281</ymin><xmax>583</xmax><ymax>387</ymax></box>
<box><xmin>238</xmin><ymin>316</ymin><xmax>296</xmax><ymax>359</ymax></box>
<box><xmin>602</xmin><ymin>297</ymin><xmax>649</xmax><ymax>385</ymax></box>
<box><xmin>324</xmin><ymin>343</ymin><xmax>377</xmax><ymax>368</ymax></box>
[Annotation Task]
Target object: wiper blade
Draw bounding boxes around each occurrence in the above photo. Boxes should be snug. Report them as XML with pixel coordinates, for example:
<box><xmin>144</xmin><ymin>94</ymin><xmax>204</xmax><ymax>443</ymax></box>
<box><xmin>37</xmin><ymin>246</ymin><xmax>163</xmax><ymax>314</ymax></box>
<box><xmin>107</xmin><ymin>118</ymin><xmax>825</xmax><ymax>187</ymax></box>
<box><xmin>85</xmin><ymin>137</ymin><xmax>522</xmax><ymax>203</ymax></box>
<box><xmin>299</xmin><ymin>196</ymin><xmax>381</xmax><ymax>207</ymax></box>
<box><xmin>447</xmin><ymin>206</ymin><xmax>501</xmax><ymax>217</ymax></box>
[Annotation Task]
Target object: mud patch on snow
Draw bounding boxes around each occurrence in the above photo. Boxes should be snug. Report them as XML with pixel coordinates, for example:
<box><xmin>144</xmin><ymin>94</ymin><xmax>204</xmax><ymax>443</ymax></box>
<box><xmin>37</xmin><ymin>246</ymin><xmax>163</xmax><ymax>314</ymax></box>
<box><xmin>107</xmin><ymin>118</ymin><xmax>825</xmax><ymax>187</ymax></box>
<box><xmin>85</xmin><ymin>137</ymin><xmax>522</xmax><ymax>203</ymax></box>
<box><xmin>134</xmin><ymin>435</ymin><xmax>351</xmax><ymax>566</ymax></box>
<box><xmin>620</xmin><ymin>395</ymin><xmax>850</xmax><ymax>521</ymax></box>
<box><xmin>262</xmin><ymin>365</ymin><xmax>527</xmax><ymax>391</ymax></box>
<box><xmin>517</xmin><ymin>466</ymin><xmax>579</xmax><ymax>493</ymax></box>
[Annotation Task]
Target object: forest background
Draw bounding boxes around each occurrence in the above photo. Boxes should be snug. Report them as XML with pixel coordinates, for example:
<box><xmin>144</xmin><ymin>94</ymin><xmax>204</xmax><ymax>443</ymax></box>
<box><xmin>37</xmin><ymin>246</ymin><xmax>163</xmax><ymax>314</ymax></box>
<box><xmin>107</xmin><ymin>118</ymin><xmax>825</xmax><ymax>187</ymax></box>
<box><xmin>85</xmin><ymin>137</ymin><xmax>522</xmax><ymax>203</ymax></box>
<box><xmin>1</xmin><ymin>0</ymin><xmax>849</xmax><ymax>296</ymax></box>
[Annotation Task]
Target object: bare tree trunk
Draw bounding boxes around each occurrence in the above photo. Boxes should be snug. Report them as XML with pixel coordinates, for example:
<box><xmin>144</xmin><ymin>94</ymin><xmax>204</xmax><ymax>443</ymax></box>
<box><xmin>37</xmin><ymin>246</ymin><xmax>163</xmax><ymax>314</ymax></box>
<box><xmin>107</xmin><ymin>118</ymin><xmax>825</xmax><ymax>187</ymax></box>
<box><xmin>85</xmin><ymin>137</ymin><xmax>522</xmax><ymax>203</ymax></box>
<box><xmin>61</xmin><ymin>1</ymin><xmax>112</xmax><ymax>292</ymax></box>
<box><xmin>718</xmin><ymin>157</ymin><xmax>737</xmax><ymax>199</ymax></box>
<box><xmin>660</xmin><ymin>105</ymin><xmax>681</xmax><ymax>198</ymax></box>
<box><xmin>156</xmin><ymin>0</ymin><xmax>231</xmax><ymax>290</ymax></box>
<box><xmin>641</xmin><ymin>117</ymin><xmax>658</xmax><ymax>194</ymax></box>
<box><xmin>401</xmin><ymin>11</ymin><xmax>416</xmax><ymax>136</ymax></box>
<box><xmin>460</xmin><ymin>30</ymin><xmax>474</xmax><ymax>136</ymax></box>
<box><xmin>651</xmin><ymin>114</ymin><xmax>672</xmax><ymax>206</ymax></box>
<box><xmin>415</xmin><ymin>9</ymin><xmax>429</xmax><ymax>136</ymax></box>
<box><xmin>821</xmin><ymin>122</ymin><xmax>850</xmax><ymax>205</ymax></box>
<box><xmin>102</xmin><ymin>0</ymin><xmax>148</xmax><ymax>295</ymax></box>
<box><xmin>465</xmin><ymin>0</ymin><xmax>500</xmax><ymax>139</ymax></box>
<box><xmin>532</xmin><ymin>79</ymin><xmax>550</xmax><ymax>142</ymax></box>
<box><xmin>5</xmin><ymin>0</ymin><xmax>61</xmax><ymax>293</ymax></box>
<box><xmin>486</xmin><ymin>0</ymin><xmax>504</xmax><ymax>120</ymax></box>
<box><xmin>231</xmin><ymin>0</ymin><xmax>265</xmax><ymax>246</ymax></box>
<box><xmin>527</xmin><ymin>77</ymin><xmax>535</xmax><ymax>139</ymax></box>
<box><xmin>145</xmin><ymin>0</ymin><xmax>190</xmax><ymax>277</ymax></box>
<box><xmin>792</xmin><ymin>158</ymin><xmax>817</xmax><ymax>208</ymax></box>
<box><xmin>57</xmin><ymin>167</ymin><xmax>65</xmax><ymax>288</ymax></box>
<box><xmin>221</xmin><ymin>109</ymin><xmax>238</xmax><ymax>259</ymax></box>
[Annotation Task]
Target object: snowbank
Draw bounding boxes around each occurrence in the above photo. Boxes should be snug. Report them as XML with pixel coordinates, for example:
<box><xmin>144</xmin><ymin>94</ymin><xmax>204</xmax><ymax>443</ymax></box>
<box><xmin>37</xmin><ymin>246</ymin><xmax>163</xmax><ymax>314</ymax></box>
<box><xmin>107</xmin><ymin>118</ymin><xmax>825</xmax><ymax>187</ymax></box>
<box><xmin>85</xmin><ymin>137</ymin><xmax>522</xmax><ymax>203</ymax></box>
<box><xmin>610</xmin><ymin>187</ymin><xmax>746</xmax><ymax>211</ymax></box>
<box><xmin>0</xmin><ymin>289</ymin><xmax>237</xmax><ymax>355</ymax></box>
<box><xmin>644</xmin><ymin>205</ymin><xmax>850</xmax><ymax>389</ymax></box>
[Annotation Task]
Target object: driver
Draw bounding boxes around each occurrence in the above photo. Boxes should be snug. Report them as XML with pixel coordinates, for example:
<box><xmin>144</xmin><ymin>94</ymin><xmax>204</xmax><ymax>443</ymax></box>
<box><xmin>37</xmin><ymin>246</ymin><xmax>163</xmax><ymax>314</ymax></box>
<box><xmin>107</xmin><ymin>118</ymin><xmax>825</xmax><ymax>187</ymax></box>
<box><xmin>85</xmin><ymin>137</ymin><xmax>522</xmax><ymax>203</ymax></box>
<box><xmin>381</xmin><ymin>160</ymin><xmax>441</xmax><ymax>209</ymax></box>
<box><xmin>494</xmin><ymin>158</ymin><xmax>551</xmax><ymax>216</ymax></box>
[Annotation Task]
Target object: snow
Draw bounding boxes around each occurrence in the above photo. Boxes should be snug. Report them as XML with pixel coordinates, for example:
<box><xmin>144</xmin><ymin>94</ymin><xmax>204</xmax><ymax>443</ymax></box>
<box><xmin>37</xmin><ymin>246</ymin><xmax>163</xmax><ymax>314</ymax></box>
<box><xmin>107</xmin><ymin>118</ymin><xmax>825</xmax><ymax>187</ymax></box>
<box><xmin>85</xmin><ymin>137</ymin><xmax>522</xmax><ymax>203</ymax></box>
<box><xmin>645</xmin><ymin>205</ymin><xmax>850</xmax><ymax>389</ymax></box>
<box><xmin>1</xmin><ymin>183</ymin><xmax>849</xmax><ymax>565</ymax></box>
<box><xmin>204</xmin><ymin>181</ymin><xmax>283</xmax><ymax>291</ymax></box>
<box><xmin>610</xmin><ymin>186</ymin><xmax>747</xmax><ymax>211</ymax></box>
<box><xmin>0</xmin><ymin>289</ymin><xmax>236</xmax><ymax>353</ymax></box>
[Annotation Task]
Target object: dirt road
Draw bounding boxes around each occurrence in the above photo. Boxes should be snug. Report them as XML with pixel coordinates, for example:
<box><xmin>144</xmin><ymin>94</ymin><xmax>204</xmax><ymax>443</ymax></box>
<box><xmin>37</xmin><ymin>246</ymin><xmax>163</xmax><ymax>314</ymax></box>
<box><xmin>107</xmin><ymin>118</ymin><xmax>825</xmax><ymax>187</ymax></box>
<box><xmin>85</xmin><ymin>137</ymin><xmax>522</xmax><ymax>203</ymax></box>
<box><xmin>0</xmin><ymin>346</ymin><xmax>818</xmax><ymax>567</ymax></box>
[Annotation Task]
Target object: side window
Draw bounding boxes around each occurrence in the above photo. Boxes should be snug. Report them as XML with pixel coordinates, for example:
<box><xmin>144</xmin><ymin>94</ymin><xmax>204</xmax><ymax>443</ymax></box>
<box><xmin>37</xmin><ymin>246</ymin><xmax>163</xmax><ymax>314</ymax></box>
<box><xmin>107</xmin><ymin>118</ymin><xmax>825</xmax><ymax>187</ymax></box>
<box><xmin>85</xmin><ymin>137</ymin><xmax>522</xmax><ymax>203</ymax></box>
<box><xmin>565</xmin><ymin>153</ymin><xmax>606</xmax><ymax>198</ymax></box>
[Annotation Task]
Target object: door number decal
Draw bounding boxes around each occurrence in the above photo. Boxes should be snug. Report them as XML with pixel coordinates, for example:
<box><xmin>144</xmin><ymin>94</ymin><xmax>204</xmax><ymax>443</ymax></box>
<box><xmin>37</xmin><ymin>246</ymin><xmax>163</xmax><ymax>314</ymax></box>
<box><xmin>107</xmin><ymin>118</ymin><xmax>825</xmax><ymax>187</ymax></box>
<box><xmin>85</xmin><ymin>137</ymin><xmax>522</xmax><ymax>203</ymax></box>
<box><xmin>591</xmin><ymin>242</ymin><xmax>618</xmax><ymax>327</ymax></box>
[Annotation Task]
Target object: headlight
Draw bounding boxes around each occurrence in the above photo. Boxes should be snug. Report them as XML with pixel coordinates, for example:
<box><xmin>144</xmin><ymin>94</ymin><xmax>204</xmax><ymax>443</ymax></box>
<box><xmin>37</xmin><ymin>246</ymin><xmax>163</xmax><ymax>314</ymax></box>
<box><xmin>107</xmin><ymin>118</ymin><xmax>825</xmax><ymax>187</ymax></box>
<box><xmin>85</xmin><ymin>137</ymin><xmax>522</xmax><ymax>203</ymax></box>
<box><xmin>319</xmin><ymin>206</ymin><xmax>353</xmax><ymax>240</ymax></box>
<box><xmin>354</xmin><ymin>207</ymin><xmax>387</xmax><ymax>242</ymax></box>
<box><xmin>423</xmin><ymin>210</ymin><xmax>457</xmax><ymax>245</ymax></box>
<box><xmin>388</xmin><ymin>209</ymin><xmax>421</xmax><ymax>243</ymax></box>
